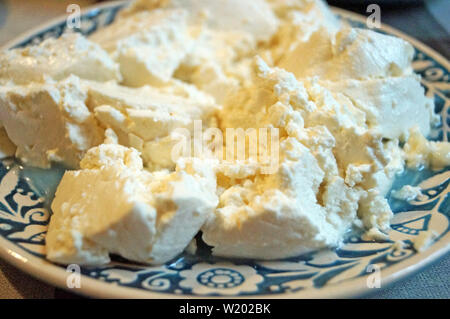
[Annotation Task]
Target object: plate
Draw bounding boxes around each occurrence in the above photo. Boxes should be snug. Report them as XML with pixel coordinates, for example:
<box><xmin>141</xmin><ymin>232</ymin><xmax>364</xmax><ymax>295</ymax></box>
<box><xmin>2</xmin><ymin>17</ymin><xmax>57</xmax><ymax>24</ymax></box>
<box><xmin>0</xmin><ymin>1</ymin><xmax>449</xmax><ymax>298</ymax></box>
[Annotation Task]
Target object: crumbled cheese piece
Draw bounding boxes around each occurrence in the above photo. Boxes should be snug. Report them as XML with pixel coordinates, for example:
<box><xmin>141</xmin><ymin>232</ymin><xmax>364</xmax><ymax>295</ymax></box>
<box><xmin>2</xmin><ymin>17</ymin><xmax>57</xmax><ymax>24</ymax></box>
<box><xmin>268</xmin><ymin>0</ymin><xmax>341</xmax><ymax>63</ymax></box>
<box><xmin>358</xmin><ymin>189</ymin><xmax>393</xmax><ymax>232</ymax></box>
<box><xmin>221</xmin><ymin>57</ymin><xmax>403</xmax><ymax>198</ymax></box>
<box><xmin>201</xmin><ymin>58</ymin><xmax>401</xmax><ymax>259</ymax></box>
<box><xmin>202</xmin><ymin>138</ymin><xmax>345</xmax><ymax>259</ymax></box>
<box><xmin>46</xmin><ymin>144</ymin><xmax>218</xmax><ymax>265</ymax></box>
<box><xmin>103</xmin><ymin>128</ymin><xmax>119</xmax><ymax>145</ymax></box>
<box><xmin>174</xmin><ymin>29</ymin><xmax>256</xmax><ymax>104</ymax></box>
<box><xmin>345</xmin><ymin>164</ymin><xmax>371</xmax><ymax>187</ymax></box>
<box><xmin>392</xmin><ymin>185</ymin><xmax>424</xmax><ymax>201</ymax></box>
<box><xmin>278</xmin><ymin>27</ymin><xmax>414</xmax><ymax>81</ymax></box>
<box><xmin>219</xmin><ymin>56</ymin><xmax>311</xmax><ymax>132</ymax></box>
<box><xmin>124</xmin><ymin>0</ymin><xmax>279</xmax><ymax>42</ymax></box>
<box><xmin>392</xmin><ymin>240</ymin><xmax>406</xmax><ymax>251</ymax></box>
<box><xmin>1</xmin><ymin>71</ymin><xmax>218</xmax><ymax>170</ymax></box>
<box><xmin>361</xmin><ymin>227</ymin><xmax>390</xmax><ymax>242</ymax></box>
<box><xmin>404</xmin><ymin>126</ymin><xmax>450</xmax><ymax>170</ymax></box>
<box><xmin>85</xmin><ymin>80</ymin><xmax>218</xmax><ymax>170</ymax></box>
<box><xmin>0</xmin><ymin>76</ymin><xmax>104</xmax><ymax>168</ymax></box>
<box><xmin>0</xmin><ymin>33</ymin><xmax>121</xmax><ymax>85</ymax></box>
<box><xmin>92</xmin><ymin>9</ymin><xmax>195</xmax><ymax>87</ymax></box>
<box><xmin>321</xmin><ymin>75</ymin><xmax>435</xmax><ymax>141</ymax></box>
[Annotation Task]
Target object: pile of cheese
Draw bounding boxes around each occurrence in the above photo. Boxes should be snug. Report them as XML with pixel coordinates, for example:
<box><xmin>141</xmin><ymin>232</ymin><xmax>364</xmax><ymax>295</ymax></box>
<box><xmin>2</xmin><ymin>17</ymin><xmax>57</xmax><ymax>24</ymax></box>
<box><xmin>0</xmin><ymin>0</ymin><xmax>449</xmax><ymax>265</ymax></box>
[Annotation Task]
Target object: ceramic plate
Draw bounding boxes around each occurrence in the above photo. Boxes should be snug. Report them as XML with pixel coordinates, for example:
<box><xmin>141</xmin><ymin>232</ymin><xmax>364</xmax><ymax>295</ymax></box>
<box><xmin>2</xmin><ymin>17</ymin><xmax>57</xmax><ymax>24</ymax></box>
<box><xmin>0</xmin><ymin>1</ymin><xmax>449</xmax><ymax>298</ymax></box>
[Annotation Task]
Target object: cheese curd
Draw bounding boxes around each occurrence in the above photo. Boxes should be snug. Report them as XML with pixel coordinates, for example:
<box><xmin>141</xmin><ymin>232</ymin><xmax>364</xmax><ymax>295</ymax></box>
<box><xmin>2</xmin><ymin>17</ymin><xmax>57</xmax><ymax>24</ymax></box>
<box><xmin>321</xmin><ymin>75</ymin><xmax>434</xmax><ymax>141</ymax></box>
<box><xmin>0</xmin><ymin>33</ymin><xmax>121</xmax><ymax>85</ymax></box>
<box><xmin>0</xmin><ymin>76</ymin><xmax>104</xmax><ymax>168</ymax></box>
<box><xmin>47</xmin><ymin>144</ymin><xmax>217</xmax><ymax>265</ymax></box>
<box><xmin>268</xmin><ymin>0</ymin><xmax>341</xmax><ymax>63</ymax></box>
<box><xmin>202</xmin><ymin>138</ymin><xmax>359</xmax><ymax>259</ymax></box>
<box><xmin>202</xmin><ymin>58</ymin><xmax>395</xmax><ymax>258</ymax></box>
<box><xmin>123</xmin><ymin>0</ymin><xmax>279</xmax><ymax>42</ymax></box>
<box><xmin>278</xmin><ymin>27</ymin><xmax>414</xmax><ymax>81</ymax></box>
<box><xmin>404</xmin><ymin>126</ymin><xmax>450</xmax><ymax>170</ymax></box>
<box><xmin>0</xmin><ymin>0</ymin><xmax>447</xmax><ymax>265</ymax></box>
<box><xmin>86</xmin><ymin>80</ymin><xmax>219</xmax><ymax>170</ymax></box>
<box><xmin>92</xmin><ymin>9</ymin><xmax>195</xmax><ymax>87</ymax></box>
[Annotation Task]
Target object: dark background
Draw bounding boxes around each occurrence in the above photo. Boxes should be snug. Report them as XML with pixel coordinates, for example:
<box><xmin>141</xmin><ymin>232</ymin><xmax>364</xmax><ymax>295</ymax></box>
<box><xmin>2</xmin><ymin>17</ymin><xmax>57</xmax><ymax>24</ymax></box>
<box><xmin>327</xmin><ymin>0</ymin><xmax>449</xmax><ymax>58</ymax></box>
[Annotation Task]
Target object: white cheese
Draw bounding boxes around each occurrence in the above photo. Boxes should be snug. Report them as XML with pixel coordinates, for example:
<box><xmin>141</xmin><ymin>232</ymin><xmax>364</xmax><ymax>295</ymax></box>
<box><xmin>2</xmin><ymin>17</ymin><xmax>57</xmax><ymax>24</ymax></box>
<box><xmin>185</xmin><ymin>238</ymin><xmax>197</xmax><ymax>255</ymax></box>
<box><xmin>124</xmin><ymin>0</ymin><xmax>279</xmax><ymax>43</ymax></box>
<box><xmin>321</xmin><ymin>75</ymin><xmax>434</xmax><ymax>141</ymax></box>
<box><xmin>219</xmin><ymin>57</ymin><xmax>311</xmax><ymax>132</ymax></box>
<box><xmin>0</xmin><ymin>76</ymin><xmax>104</xmax><ymax>168</ymax></box>
<box><xmin>278</xmin><ymin>27</ymin><xmax>414</xmax><ymax>81</ymax></box>
<box><xmin>92</xmin><ymin>9</ymin><xmax>194</xmax><ymax>87</ymax></box>
<box><xmin>87</xmin><ymin>80</ymin><xmax>216</xmax><ymax>122</ymax></box>
<box><xmin>358</xmin><ymin>189</ymin><xmax>393</xmax><ymax>232</ymax></box>
<box><xmin>174</xmin><ymin>28</ymin><xmax>256</xmax><ymax>104</ymax></box>
<box><xmin>86</xmin><ymin>80</ymin><xmax>218</xmax><ymax>170</ymax></box>
<box><xmin>222</xmin><ymin>58</ymin><xmax>402</xmax><ymax>197</ymax></box>
<box><xmin>121</xmin><ymin>0</ymin><xmax>276</xmax><ymax>103</ymax></box>
<box><xmin>47</xmin><ymin>144</ymin><xmax>218</xmax><ymax>265</ymax></box>
<box><xmin>392</xmin><ymin>185</ymin><xmax>424</xmax><ymax>201</ymax></box>
<box><xmin>0</xmin><ymin>33</ymin><xmax>121</xmax><ymax>85</ymax></box>
<box><xmin>404</xmin><ymin>126</ymin><xmax>450</xmax><ymax>170</ymax></box>
<box><xmin>268</xmin><ymin>0</ymin><xmax>341</xmax><ymax>63</ymax></box>
<box><xmin>361</xmin><ymin>227</ymin><xmax>389</xmax><ymax>242</ymax></box>
<box><xmin>202</xmin><ymin>59</ymin><xmax>397</xmax><ymax>259</ymax></box>
<box><xmin>202</xmin><ymin>138</ymin><xmax>345</xmax><ymax>259</ymax></box>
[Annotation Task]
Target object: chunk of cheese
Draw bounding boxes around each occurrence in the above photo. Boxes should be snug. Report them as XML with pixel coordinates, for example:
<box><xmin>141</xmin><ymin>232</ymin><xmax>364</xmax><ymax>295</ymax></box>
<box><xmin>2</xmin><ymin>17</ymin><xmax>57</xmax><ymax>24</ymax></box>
<box><xmin>0</xmin><ymin>33</ymin><xmax>121</xmax><ymax>85</ymax></box>
<box><xmin>0</xmin><ymin>76</ymin><xmax>104</xmax><ymax>168</ymax></box>
<box><xmin>92</xmin><ymin>9</ymin><xmax>194</xmax><ymax>87</ymax></box>
<box><xmin>47</xmin><ymin>144</ymin><xmax>218</xmax><ymax>265</ymax></box>
<box><xmin>278</xmin><ymin>27</ymin><xmax>414</xmax><ymax>81</ymax></box>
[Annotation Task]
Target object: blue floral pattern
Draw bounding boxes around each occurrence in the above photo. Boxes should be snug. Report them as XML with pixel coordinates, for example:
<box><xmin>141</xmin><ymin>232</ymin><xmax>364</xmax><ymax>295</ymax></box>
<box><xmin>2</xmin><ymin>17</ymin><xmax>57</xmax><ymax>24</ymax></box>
<box><xmin>197</xmin><ymin>268</ymin><xmax>245</xmax><ymax>288</ymax></box>
<box><xmin>0</xmin><ymin>3</ymin><xmax>448</xmax><ymax>297</ymax></box>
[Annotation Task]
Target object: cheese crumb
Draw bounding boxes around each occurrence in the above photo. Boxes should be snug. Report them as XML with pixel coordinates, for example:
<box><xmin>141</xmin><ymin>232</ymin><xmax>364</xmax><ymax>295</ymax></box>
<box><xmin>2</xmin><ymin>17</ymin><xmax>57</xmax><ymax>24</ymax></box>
<box><xmin>392</xmin><ymin>185</ymin><xmax>425</xmax><ymax>201</ymax></box>
<box><xmin>413</xmin><ymin>230</ymin><xmax>438</xmax><ymax>253</ymax></box>
<box><xmin>46</xmin><ymin>144</ymin><xmax>218</xmax><ymax>265</ymax></box>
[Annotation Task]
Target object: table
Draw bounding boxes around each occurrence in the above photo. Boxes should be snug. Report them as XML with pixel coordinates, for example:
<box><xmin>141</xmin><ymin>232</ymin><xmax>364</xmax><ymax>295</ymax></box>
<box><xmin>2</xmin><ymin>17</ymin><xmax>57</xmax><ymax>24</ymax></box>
<box><xmin>0</xmin><ymin>0</ymin><xmax>448</xmax><ymax>299</ymax></box>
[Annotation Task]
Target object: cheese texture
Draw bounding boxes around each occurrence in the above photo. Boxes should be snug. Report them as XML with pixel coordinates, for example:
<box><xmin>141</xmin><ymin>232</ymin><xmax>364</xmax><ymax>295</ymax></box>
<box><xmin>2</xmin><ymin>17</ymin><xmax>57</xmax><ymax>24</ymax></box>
<box><xmin>202</xmin><ymin>137</ymin><xmax>361</xmax><ymax>259</ymax></box>
<box><xmin>268</xmin><ymin>0</ymin><xmax>341</xmax><ymax>64</ymax></box>
<box><xmin>278</xmin><ymin>27</ymin><xmax>414</xmax><ymax>81</ymax></box>
<box><xmin>91</xmin><ymin>9</ymin><xmax>195</xmax><ymax>87</ymax></box>
<box><xmin>0</xmin><ymin>0</ymin><xmax>447</xmax><ymax>265</ymax></box>
<box><xmin>321</xmin><ymin>76</ymin><xmax>434</xmax><ymax>141</ymax></box>
<box><xmin>0</xmin><ymin>76</ymin><xmax>104</xmax><ymax>168</ymax></box>
<box><xmin>202</xmin><ymin>58</ymin><xmax>397</xmax><ymax>258</ymax></box>
<box><xmin>47</xmin><ymin>144</ymin><xmax>217</xmax><ymax>265</ymax></box>
<box><xmin>86</xmin><ymin>80</ymin><xmax>219</xmax><ymax>170</ymax></box>
<box><xmin>404</xmin><ymin>126</ymin><xmax>450</xmax><ymax>170</ymax></box>
<box><xmin>123</xmin><ymin>0</ymin><xmax>279</xmax><ymax>42</ymax></box>
<box><xmin>392</xmin><ymin>185</ymin><xmax>424</xmax><ymax>201</ymax></box>
<box><xmin>0</xmin><ymin>33</ymin><xmax>121</xmax><ymax>85</ymax></box>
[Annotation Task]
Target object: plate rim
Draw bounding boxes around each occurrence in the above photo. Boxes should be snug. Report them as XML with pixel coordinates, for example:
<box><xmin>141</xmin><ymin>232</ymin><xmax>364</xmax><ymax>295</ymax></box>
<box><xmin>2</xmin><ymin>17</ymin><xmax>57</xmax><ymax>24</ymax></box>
<box><xmin>0</xmin><ymin>1</ymin><xmax>448</xmax><ymax>299</ymax></box>
<box><xmin>0</xmin><ymin>0</ymin><xmax>129</xmax><ymax>51</ymax></box>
